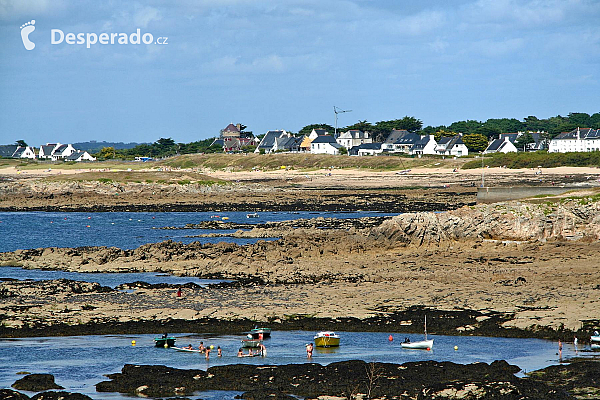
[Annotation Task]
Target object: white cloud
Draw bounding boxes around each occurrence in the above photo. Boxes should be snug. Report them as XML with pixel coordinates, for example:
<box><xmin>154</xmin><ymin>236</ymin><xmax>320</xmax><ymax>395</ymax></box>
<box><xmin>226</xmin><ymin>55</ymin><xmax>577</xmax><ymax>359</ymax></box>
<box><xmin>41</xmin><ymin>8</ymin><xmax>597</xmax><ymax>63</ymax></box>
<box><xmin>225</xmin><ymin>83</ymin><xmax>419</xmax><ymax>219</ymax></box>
<box><xmin>133</xmin><ymin>5</ymin><xmax>161</xmax><ymax>28</ymax></box>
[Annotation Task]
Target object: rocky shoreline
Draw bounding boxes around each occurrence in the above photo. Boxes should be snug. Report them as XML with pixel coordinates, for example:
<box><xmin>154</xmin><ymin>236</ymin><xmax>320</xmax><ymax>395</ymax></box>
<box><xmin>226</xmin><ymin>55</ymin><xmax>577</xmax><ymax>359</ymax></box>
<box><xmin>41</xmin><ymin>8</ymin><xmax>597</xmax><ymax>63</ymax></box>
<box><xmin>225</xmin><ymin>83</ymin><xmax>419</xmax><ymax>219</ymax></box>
<box><xmin>2</xmin><ymin>359</ymin><xmax>598</xmax><ymax>400</ymax></box>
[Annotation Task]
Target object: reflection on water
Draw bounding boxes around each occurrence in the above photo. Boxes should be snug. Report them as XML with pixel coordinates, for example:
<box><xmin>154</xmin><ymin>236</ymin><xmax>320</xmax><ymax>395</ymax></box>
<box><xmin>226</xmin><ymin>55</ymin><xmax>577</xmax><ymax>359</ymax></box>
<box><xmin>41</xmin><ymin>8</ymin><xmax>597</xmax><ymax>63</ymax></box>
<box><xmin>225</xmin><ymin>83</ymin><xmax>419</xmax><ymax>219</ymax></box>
<box><xmin>1</xmin><ymin>331</ymin><xmax>597</xmax><ymax>400</ymax></box>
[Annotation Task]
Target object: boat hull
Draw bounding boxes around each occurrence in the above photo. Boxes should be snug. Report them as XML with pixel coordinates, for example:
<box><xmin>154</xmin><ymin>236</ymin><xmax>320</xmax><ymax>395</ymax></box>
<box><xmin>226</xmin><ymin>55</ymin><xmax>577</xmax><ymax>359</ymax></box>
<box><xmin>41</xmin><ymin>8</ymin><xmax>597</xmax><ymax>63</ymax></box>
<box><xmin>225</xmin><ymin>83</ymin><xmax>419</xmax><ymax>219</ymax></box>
<box><xmin>249</xmin><ymin>328</ymin><xmax>271</xmax><ymax>339</ymax></box>
<box><xmin>400</xmin><ymin>339</ymin><xmax>433</xmax><ymax>350</ymax></box>
<box><xmin>154</xmin><ymin>337</ymin><xmax>176</xmax><ymax>348</ymax></box>
<box><xmin>314</xmin><ymin>336</ymin><xmax>340</xmax><ymax>347</ymax></box>
<box><xmin>172</xmin><ymin>347</ymin><xmax>202</xmax><ymax>353</ymax></box>
<box><xmin>241</xmin><ymin>339</ymin><xmax>262</xmax><ymax>348</ymax></box>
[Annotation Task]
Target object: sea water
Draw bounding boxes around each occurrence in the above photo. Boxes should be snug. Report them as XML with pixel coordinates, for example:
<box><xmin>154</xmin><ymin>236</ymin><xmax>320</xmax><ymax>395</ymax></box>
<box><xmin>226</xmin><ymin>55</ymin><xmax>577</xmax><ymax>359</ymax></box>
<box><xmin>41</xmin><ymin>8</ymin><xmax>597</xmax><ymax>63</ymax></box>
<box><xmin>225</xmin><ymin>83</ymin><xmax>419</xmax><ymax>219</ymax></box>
<box><xmin>0</xmin><ymin>331</ymin><xmax>594</xmax><ymax>400</ymax></box>
<box><xmin>0</xmin><ymin>211</ymin><xmax>391</xmax><ymax>252</ymax></box>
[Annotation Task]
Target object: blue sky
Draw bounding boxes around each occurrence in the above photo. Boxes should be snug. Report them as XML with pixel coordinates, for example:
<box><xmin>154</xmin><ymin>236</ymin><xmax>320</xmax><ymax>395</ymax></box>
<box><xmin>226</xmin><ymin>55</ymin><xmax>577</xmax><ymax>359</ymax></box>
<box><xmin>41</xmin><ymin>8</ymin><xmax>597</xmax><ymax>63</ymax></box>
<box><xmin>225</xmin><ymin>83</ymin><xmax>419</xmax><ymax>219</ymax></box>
<box><xmin>1</xmin><ymin>0</ymin><xmax>599</xmax><ymax>145</ymax></box>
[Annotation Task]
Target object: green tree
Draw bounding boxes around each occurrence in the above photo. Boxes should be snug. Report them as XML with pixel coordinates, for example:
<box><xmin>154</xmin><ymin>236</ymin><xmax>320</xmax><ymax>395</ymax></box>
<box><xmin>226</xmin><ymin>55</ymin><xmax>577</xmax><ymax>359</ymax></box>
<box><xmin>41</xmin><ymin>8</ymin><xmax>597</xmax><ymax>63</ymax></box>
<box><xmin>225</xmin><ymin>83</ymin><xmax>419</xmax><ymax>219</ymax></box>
<box><xmin>448</xmin><ymin>120</ymin><xmax>482</xmax><ymax>134</ymax></box>
<box><xmin>97</xmin><ymin>147</ymin><xmax>116</xmax><ymax>160</ymax></box>
<box><xmin>475</xmin><ymin>126</ymin><xmax>501</xmax><ymax>140</ymax></box>
<box><xmin>298</xmin><ymin>124</ymin><xmax>335</xmax><ymax>136</ymax></box>
<box><xmin>343</xmin><ymin>120</ymin><xmax>373</xmax><ymax>133</ymax></box>
<box><xmin>15</xmin><ymin>139</ymin><xmax>27</xmax><ymax>147</ymax></box>
<box><xmin>567</xmin><ymin>112</ymin><xmax>591</xmax><ymax>127</ymax></box>
<box><xmin>515</xmin><ymin>132</ymin><xmax>535</xmax><ymax>151</ymax></box>
<box><xmin>434</xmin><ymin>130</ymin><xmax>458</xmax><ymax>141</ymax></box>
<box><xmin>483</xmin><ymin>118</ymin><xmax>525</xmax><ymax>133</ymax></box>
<box><xmin>462</xmin><ymin>133</ymin><xmax>488</xmax><ymax>152</ymax></box>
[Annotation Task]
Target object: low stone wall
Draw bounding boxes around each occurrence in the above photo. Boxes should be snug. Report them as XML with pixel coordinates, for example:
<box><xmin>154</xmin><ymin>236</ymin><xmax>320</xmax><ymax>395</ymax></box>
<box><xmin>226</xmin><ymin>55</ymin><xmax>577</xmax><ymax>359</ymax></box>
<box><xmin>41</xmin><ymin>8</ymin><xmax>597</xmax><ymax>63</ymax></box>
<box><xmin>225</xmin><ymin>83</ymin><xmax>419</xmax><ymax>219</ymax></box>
<box><xmin>477</xmin><ymin>186</ymin><xmax>590</xmax><ymax>203</ymax></box>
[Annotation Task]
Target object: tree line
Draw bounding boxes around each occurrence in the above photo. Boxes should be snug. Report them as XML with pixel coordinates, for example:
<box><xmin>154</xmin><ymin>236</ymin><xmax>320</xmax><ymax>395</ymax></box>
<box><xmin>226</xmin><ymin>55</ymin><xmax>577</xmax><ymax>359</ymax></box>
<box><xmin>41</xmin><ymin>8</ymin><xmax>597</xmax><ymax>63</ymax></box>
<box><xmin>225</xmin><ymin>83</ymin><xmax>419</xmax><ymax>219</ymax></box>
<box><xmin>90</xmin><ymin>112</ymin><xmax>599</xmax><ymax>159</ymax></box>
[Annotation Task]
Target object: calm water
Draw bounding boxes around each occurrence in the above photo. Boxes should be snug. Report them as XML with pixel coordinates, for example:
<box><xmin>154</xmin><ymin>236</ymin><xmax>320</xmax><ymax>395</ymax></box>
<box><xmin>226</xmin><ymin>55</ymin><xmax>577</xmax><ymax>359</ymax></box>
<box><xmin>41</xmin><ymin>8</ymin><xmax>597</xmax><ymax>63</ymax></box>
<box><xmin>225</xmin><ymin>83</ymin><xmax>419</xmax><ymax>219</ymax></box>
<box><xmin>0</xmin><ymin>331</ymin><xmax>592</xmax><ymax>400</ymax></box>
<box><xmin>0</xmin><ymin>266</ymin><xmax>224</xmax><ymax>288</ymax></box>
<box><xmin>0</xmin><ymin>211</ymin><xmax>390</xmax><ymax>252</ymax></box>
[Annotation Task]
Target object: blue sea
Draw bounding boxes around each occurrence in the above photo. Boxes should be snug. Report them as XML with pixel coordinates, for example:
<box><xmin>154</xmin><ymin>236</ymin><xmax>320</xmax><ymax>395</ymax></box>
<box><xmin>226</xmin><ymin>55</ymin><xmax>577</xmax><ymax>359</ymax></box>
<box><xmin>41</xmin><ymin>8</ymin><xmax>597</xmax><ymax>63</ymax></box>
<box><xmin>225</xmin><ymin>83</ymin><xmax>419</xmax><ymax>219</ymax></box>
<box><xmin>0</xmin><ymin>211</ymin><xmax>391</xmax><ymax>252</ymax></box>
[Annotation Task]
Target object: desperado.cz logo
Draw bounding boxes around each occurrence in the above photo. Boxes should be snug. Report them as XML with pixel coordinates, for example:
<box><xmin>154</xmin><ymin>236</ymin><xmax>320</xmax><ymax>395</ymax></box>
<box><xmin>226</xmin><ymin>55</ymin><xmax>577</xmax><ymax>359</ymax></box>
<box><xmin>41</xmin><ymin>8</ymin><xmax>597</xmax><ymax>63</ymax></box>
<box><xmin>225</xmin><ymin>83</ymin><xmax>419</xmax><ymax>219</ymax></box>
<box><xmin>20</xmin><ymin>20</ymin><xmax>168</xmax><ymax>50</ymax></box>
<box><xmin>52</xmin><ymin>28</ymin><xmax>168</xmax><ymax>48</ymax></box>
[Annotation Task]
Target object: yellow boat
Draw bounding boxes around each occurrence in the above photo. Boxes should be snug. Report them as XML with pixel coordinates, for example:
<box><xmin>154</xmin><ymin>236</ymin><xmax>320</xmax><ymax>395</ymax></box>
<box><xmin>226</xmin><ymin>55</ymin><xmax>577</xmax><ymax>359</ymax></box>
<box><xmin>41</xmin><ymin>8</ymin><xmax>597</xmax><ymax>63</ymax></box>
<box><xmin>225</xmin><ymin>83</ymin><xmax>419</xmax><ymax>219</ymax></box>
<box><xmin>314</xmin><ymin>331</ymin><xmax>340</xmax><ymax>347</ymax></box>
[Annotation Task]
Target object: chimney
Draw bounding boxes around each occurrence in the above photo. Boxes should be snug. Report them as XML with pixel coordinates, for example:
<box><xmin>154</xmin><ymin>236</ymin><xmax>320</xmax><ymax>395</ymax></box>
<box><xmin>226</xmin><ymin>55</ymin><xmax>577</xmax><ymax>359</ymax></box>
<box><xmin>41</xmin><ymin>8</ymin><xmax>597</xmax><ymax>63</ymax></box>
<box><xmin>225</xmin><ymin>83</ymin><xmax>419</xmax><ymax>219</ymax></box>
<box><xmin>577</xmin><ymin>127</ymin><xmax>580</xmax><ymax>140</ymax></box>
<box><xmin>236</xmin><ymin>123</ymin><xmax>242</xmax><ymax>131</ymax></box>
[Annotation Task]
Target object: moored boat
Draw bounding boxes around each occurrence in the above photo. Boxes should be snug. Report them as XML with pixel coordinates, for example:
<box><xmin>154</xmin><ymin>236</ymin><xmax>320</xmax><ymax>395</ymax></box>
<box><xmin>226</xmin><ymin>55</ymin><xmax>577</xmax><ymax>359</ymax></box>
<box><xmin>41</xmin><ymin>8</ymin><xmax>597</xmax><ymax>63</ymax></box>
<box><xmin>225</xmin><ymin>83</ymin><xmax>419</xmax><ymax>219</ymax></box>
<box><xmin>314</xmin><ymin>331</ymin><xmax>340</xmax><ymax>347</ymax></box>
<box><xmin>241</xmin><ymin>339</ymin><xmax>262</xmax><ymax>348</ymax></box>
<box><xmin>401</xmin><ymin>315</ymin><xmax>433</xmax><ymax>350</ymax></box>
<box><xmin>249</xmin><ymin>327</ymin><xmax>271</xmax><ymax>339</ymax></box>
<box><xmin>246</xmin><ymin>213</ymin><xmax>259</xmax><ymax>218</ymax></box>
<box><xmin>154</xmin><ymin>336</ymin><xmax>176</xmax><ymax>348</ymax></box>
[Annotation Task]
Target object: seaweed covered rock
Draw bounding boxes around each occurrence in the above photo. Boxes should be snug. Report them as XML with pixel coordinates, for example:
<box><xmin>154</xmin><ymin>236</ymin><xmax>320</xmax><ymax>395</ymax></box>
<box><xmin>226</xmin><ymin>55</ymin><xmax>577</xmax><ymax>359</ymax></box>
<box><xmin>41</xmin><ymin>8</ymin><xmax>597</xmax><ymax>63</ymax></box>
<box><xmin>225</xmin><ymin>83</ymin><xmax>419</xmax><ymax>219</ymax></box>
<box><xmin>11</xmin><ymin>374</ymin><xmax>63</xmax><ymax>392</ymax></box>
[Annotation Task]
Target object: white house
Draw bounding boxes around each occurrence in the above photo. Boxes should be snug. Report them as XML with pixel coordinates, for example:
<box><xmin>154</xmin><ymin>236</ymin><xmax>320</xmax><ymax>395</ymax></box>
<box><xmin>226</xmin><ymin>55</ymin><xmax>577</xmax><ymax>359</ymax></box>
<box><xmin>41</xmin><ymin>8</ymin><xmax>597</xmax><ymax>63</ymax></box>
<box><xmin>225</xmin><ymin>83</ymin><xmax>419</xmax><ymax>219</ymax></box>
<box><xmin>484</xmin><ymin>135</ymin><xmax>518</xmax><ymax>154</ymax></box>
<box><xmin>382</xmin><ymin>130</ymin><xmax>421</xmax><ymax>153</ymax></box>
<box><xmin>12</xmin><ymin>146</ymin><xmax>36</xmax><ymax>159</ymax></box>
<box><xmin>52</xmin><ymin>143</ymin><xmax>77</xmax><ymax>160</ymax></box>
<box><xmin>354</xmin><ymin>143</ymin><xmax>383</xmax><ymax>156</ymax></box>
<box><xmin>409</xmin><ymin>135</ymin><xmax>437</xmax><ymax>155</ymax></box>
<box><xmin>336</xmin><ymin>130</ymin><xmax>371</xmax><ymax>150</ymax></box>
<box><xmin>65</xmin><ymin>151</ymin><xmax>96</xmax><ymax>162</ymax></box>
<box><xmin>548</xmin><ymin>128</ymin><xmax>600</xmax><ymax>153</ymax></box>
<box><xmin>255</xmin><ymin>130</ymin><xmax>290</xmax><ymax>153</ymax></box>
<box><xmin>309</xmin><ymin>128</ymin><xmax>329</xmax><ymax>140</ymax></box>
<box><xmin>310</xmin><ymin>135</ymin><xmax>342</xmax><ymax>155</ymax></box>
<box><xmin>435</xmin><ymin>135</ymin><xmax>469</xmax><ymax>157</ymax></box>
<box><xmin>38</xmin><ymin>143</ymin><xmax>58</xmax><ymax>159</ymax></box>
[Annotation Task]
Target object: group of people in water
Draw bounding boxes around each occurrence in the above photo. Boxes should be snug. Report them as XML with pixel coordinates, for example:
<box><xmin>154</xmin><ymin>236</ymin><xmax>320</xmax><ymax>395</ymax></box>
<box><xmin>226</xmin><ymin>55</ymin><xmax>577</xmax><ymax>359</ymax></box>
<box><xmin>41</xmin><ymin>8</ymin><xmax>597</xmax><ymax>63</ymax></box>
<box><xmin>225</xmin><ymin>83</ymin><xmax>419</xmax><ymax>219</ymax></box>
<box><xmin>182</xmin><ymin>341</ymin><xmax>223</xmax><ymax>359</ymax></box>
<box><xmin>237</xmin><ymin>343</ymin><xmax>267</xmax><ymax>357</ymax></box>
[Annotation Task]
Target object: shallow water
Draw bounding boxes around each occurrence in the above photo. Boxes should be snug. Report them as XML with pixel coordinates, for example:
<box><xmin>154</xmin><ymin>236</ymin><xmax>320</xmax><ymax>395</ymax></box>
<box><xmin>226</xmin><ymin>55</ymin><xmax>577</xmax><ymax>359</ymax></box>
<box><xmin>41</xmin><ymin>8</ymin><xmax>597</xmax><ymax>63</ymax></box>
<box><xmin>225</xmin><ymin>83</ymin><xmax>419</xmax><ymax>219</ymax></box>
<box><xmin>0</xmin><ymin>211</ymin><xmax>391</xmax><ymax>252</ymax></box>
<box><xmin>0</xmin><ymin>266</ymin><xmax>223</xmax><ymax>288</ymax></box>
<box><xmin>0</xmin><ymin>330</ymin><xmax>595</xmax><ymax>400</ymax></box>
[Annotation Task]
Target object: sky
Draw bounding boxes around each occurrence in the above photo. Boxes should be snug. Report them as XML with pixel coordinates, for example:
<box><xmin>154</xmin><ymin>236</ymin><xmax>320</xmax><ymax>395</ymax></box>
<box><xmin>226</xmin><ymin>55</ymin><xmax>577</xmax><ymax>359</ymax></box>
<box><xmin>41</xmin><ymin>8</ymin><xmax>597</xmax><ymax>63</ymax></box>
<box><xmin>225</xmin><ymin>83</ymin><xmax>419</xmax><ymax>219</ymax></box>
<box><xmin>1</xmin><ymin>0</ymin><xmax>599</xmax><ymax>146</ymax></box>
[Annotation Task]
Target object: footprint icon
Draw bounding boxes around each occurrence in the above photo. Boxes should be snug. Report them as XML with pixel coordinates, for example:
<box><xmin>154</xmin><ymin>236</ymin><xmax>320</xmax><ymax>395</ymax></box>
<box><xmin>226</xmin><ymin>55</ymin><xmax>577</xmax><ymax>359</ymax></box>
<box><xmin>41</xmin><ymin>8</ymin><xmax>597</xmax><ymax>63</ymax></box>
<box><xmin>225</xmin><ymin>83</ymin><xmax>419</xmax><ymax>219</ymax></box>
<box><xmin>20</xmin><ymin>20</ymin><xmax>36</xmax><ymax>50</ymax></box>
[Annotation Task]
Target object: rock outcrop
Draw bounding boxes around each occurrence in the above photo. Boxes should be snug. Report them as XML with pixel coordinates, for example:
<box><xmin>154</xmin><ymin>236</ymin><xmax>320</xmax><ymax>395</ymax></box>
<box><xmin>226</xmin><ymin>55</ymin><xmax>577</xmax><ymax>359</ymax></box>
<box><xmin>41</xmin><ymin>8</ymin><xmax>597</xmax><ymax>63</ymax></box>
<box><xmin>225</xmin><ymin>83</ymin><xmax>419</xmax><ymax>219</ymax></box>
<box><xmin>11</xmin><ymin>374</ymin><xmax>63</xmax><ymax>391</ymax></box>
<box><xmin>372</xmin><ymin>200</ymin><xmax>600</xmax><ymax>244</ymax></box>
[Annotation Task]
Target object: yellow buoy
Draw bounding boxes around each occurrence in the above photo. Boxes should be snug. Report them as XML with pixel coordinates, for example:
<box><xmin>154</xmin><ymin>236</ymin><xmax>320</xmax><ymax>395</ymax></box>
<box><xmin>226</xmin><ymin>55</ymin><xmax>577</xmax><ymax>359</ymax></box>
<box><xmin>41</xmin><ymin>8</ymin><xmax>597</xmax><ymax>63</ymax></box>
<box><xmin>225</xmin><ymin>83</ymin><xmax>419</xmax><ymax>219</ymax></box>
<box><xmin>164</xmin><ymin>343</ymin><xmax>169</xmax><ymax>348</ymax></box>
<box><xmin>210</xmin><ymin>345</ymin><xmax>214</xmax><ymax>349</ymax></box>
<box><xmin>131</xmin><ymin>340</ymin><xmax>136</xmax><ymax>346</ymax></box>
<box><xmin>454</xmin><ymin>346</ymin><xmax>458</xmax><ymax>351</ymax></box>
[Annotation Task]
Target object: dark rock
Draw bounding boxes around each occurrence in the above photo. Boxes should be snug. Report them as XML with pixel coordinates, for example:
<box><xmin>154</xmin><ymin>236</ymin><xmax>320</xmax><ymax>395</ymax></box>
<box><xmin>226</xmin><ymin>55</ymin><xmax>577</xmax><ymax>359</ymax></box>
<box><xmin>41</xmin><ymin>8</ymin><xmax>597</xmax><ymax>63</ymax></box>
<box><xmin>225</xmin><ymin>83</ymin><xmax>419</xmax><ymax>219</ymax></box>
<box><xmin>11</xmin><ymin>374</ymin><xmax>63</xmax><ymax>392</ymax></box>
<box><xmin>526</xmin><ymin>360</ymin><xmax>600</xmax><ymax>398</ymax></box>
<box><xmin>96</xmin><ymin>360</ymin><xmax>567</xmax><ymax>399</ymax></box>
<box><xmin>0</xmin><ymin>389</ymin><xmax>30</xmax><ymax>400</ymax></box>
<box><xmin>30</xmin><ymin>392</ymin><xmax>92</xmax><ymax>400</ymax></box>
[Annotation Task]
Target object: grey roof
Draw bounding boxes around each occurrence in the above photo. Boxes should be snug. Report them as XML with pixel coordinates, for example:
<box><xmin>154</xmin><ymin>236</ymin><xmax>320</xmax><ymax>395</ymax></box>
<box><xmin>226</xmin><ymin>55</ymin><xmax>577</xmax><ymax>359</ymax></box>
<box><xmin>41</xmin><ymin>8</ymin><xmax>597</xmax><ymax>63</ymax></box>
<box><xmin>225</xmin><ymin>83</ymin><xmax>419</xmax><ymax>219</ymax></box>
<box><xmin>258</xmin><ymin>130</ymin><xmax>286</xmax><ymax>149</ymax></box>
<box><xmin>485</xmin><ymin>139</ymin><xmax>503</xmax><ymax>152</ymax></box>
<box><xmin>276</xmin><ymin>136</ymin><xmax>301</xmax><ymax>150</ymax></box>
<box><xmin>40</xmin><ymin>145</ymin><xmax>55</xmax><ymax>155</ymax></box>
<box><xmin>65</xmin><ymin>151</ymin><xmax>86</xmax><ymax>161</ymax></box>
<box><xmin>211</xmin><ymin>138</ymin><xmax>224</xmax><ymax>147</ymax></box>
<box><xmin>53</xmin><ymin>144</ymin><xmax>68</xmax><ymax>154</ymax></box>
<box><xmin>438</xmin><ymin>135</ymin><xmax>464</xmax><ymax>150</ymax></box>
<box><xmin>393</xmin><ymin>132</ymin><xmax>421</xmax><ymax>145</ymax></box>
<box><xmin>12</xmin><ymin>147</ymin><xmax>26</xmax><ymax>157</ymax></box>
<box><xmin>411</xmin><ymin>136</ymin><xmax>433</xmax><ymax>151</ymax></box>
<box><xmin>313</xmin><ymin>129</ymin><xmax>328</xmax><ymax>135</ymax></box>
<box><xmin>0</xmin><ymin>145</ymin><xmax>18</xmax><ymax>158</ymax></box>
<box><xmin>357</xmin><ymin>142</ymin><xmax>381</xmax><ymax>150</ymax></box>
<box><xmin>311</xmin><ymin>135</ymin><xmax>337</xmax><ymax>144</ymax></box>
<box><xmin>554</xmin><ymin>128</ymin><xmax>600</xmax><ymax>140</ymax></box>
<box><xmin>384</xmin><ymin>130</ymin><xmax>410</xmax><ymax>144</ymax></box>
<box><xmin>500</xmin><ymin>133</ymin><xmax>518</xmax><ymax>143</ymax></box>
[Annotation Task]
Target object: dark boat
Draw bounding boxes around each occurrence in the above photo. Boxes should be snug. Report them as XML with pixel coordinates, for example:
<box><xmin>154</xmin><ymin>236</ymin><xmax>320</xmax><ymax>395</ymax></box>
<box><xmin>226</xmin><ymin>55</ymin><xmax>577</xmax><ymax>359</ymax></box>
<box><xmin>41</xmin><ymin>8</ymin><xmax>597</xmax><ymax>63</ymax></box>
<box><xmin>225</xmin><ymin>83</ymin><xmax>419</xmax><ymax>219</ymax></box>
<box><xmin>154</xmin><ymin>336</ymin><xmax>176</xmax><ymax>348</ymax></box>
<box><xmin>249</xmin><ymin>327</ymin><xmax>271</xmax><ymax>339</ymax></box>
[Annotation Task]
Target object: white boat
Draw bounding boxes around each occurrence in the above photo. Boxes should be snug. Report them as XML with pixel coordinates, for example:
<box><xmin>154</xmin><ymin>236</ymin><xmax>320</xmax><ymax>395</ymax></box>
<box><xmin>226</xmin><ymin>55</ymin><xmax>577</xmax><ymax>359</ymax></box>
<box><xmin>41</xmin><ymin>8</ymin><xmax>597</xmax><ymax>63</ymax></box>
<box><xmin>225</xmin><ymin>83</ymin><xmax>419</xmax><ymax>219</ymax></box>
<box><xmin>246</xmin><ymin>213</ymin><xmax>259</xmax><ymax>218</ymax></box>
<box><xmin>314</xmin><ymin>331</ymin><xmax>340</xmax><ymax>347</ymax></box>
<box><xmin>401</xmin><ymin>316</ymin><xmax>433</xmax><ymax>350</ymax></box>
<box><xmin>591</xmin><ymin>333</ymin><xmax>600</xmax><ymax>349</ymax></box>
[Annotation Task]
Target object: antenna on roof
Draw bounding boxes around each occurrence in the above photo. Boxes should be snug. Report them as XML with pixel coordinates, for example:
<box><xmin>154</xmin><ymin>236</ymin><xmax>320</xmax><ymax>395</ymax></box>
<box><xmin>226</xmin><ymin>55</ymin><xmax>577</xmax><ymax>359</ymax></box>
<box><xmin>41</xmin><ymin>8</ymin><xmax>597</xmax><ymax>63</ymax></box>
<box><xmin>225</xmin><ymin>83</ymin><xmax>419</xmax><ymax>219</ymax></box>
<box><xmin>334</xmin><ymin>106</ymin><xmax>352</xmax><ymax>138</ymax></box>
